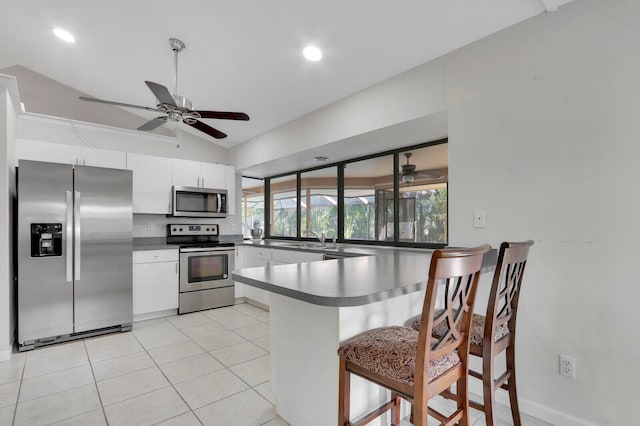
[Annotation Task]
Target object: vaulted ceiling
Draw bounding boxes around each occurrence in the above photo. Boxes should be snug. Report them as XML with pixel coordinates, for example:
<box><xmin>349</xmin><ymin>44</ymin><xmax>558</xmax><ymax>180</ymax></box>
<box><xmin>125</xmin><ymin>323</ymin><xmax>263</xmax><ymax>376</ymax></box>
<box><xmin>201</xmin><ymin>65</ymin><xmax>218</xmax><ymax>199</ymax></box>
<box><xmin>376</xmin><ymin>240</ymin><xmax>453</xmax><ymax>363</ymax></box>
<box><xmin>0</xmin><ymin>0</ymin><xmax>575</xmax><ymax>147</ymax></box>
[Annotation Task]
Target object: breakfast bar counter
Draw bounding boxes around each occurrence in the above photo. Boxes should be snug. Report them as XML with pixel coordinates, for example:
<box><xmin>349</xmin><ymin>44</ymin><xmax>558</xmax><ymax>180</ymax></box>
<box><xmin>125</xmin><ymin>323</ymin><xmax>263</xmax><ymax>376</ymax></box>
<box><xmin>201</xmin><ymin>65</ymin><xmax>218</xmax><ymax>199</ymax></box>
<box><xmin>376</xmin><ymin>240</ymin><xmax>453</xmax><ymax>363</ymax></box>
<box><xmin>233</xmin><ymin>244</ymin><xmax>496</xmax><ymax>426</ymax></box>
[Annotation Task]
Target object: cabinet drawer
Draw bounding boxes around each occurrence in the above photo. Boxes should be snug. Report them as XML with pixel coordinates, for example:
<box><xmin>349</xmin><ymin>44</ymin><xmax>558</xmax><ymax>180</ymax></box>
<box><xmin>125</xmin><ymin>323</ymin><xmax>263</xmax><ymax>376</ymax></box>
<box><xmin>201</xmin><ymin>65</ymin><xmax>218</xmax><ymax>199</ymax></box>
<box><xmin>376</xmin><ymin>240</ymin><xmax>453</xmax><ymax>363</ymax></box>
<box><xmin>133</xmin><ymin>249</ymin><xmax>179</xmax><ymax>264</ymax></box>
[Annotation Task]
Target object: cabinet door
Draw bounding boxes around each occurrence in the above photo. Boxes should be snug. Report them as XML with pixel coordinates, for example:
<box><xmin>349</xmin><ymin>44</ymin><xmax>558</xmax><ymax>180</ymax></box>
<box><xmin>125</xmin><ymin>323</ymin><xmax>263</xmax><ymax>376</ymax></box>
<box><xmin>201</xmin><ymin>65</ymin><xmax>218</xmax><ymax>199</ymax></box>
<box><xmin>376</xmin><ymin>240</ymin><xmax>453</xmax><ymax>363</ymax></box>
<box><xmin>234</xmin><ymin>246</ymin><xmax>245</xmax><ymax>298</ymax></box>
<box><xmin>172</xmin><ymin>158</ymin><xmax>201</xmax><ymax>188</ymax></box>
<box><xmin>225</xmin><ymin>165</ymin><xmax>236</xmax><ymax>215</ymax></box>
<box><xmin>81</xmin><ymin>147</ymin><xmax>127</xmax><ymax>169</ymax></box>
<box><xmin>200</xmin><ymin>162</ymin><xmax>226</xmax><ymax>189</ymax></box>
<box><xmin>133</xmin><ymin>261</ymin><xmax>179</xmax><ymax>315</ymax></box>
<box><xmin>127</xmin><ymin>153</ymin><xmax>173</xmax><ymax>214</ymax></box>
<box><xmin>24</xmin><ymin>140</ymin><xmax>81</xmax><ymax>165</ymax></box>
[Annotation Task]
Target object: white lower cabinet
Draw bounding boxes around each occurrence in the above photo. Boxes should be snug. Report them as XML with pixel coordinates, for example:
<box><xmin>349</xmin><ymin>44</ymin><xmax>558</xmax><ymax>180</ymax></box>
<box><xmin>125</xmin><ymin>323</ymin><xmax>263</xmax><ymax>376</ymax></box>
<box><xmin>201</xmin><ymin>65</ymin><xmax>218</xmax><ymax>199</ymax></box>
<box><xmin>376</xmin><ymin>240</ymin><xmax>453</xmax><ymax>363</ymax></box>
<box><xmin>133</xmin><ymin>249</ymin><xmax>179</xmax><ymax>317</ymax></box>
<box><xmin>241</xmin><ymin>246</ymin><xmax>324</xmax><ymax>307</ymax></box>
<box><xmin>234</xmin><ymin>246</ymin><xmax>245</xmax><ymax>299</ymax></box>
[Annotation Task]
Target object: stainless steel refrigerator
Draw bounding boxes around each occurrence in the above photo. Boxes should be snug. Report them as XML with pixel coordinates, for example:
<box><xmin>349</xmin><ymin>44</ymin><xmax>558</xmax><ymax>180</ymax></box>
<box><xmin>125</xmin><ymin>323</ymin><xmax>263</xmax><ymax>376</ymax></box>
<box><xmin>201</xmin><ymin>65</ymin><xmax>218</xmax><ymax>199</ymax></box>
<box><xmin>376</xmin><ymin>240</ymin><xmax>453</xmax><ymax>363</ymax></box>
<box><xmin>17</xmin><ymin>160</ymin><xmax>133</xmax><ymax>350</ymax></box>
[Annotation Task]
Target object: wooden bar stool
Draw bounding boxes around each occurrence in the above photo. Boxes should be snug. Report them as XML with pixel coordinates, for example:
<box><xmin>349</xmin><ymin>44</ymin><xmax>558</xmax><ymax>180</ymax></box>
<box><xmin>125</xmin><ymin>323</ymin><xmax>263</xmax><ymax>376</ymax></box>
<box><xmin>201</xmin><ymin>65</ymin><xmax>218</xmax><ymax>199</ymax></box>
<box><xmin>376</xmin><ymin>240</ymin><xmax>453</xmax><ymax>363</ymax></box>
<box><xmin>413</xmin><ymin>240</ymin><xmax>533</xmax><ymax>425</ymax></box>
<box><xmin>337</xmin><ymin>244</ymin><xmax>491</xmax><ymax>426</ymax></box>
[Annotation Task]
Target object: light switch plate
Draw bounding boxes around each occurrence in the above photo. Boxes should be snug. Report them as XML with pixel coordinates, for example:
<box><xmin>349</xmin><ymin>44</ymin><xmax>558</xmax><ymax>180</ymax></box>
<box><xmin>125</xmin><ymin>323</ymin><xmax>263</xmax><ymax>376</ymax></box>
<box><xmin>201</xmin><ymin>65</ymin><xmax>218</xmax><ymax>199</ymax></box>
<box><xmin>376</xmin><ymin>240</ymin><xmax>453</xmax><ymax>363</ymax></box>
<box><xmin>473</xmin><ymin>210</ymin><xmax>486</xmax><ymax>228</ymax></box>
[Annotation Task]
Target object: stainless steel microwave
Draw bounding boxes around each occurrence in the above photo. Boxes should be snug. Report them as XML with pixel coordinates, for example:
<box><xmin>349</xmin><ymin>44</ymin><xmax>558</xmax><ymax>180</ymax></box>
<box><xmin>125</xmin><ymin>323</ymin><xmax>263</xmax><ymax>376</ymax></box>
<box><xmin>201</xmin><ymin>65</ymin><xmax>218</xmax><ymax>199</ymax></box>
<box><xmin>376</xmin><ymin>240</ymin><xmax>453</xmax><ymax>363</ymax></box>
<box><xmin>172</xmin><ymin>186</ymin><xmax>228</xmax><ymax>218</ymax></box>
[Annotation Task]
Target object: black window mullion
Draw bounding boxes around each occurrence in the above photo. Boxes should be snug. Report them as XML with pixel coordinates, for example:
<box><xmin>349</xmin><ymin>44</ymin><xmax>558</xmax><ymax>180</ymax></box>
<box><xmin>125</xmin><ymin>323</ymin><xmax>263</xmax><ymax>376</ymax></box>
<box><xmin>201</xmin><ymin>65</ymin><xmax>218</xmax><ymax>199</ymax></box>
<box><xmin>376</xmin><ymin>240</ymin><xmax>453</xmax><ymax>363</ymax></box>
<box><xmin>337</xmin><ymin>163</ymin><xmax>345</xmax><ymax>242</ymax></box>
<box><xmin>393</xmin><ymin>152</ymin><xmax>399</xmax><ymax>245</ymax></box>
<box><xmin>296</xmin><ymin>172</ymin><xmax>301</xmax><ymax>238</ymax></box>
<box><xmin>264</xmin><ymin>177</ymin><xmax>271</xmax><ymax>239</ymax></box>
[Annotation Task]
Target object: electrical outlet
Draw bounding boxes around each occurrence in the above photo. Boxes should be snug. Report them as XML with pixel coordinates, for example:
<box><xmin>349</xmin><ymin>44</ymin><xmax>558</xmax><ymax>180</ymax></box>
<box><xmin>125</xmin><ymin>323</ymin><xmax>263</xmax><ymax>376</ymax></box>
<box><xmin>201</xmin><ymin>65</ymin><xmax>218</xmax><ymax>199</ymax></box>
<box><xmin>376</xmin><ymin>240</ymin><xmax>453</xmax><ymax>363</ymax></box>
<box><xmin>559</xmin><ymin>354</ymin><xmax>576</xmax><ymax>379</ymax></box>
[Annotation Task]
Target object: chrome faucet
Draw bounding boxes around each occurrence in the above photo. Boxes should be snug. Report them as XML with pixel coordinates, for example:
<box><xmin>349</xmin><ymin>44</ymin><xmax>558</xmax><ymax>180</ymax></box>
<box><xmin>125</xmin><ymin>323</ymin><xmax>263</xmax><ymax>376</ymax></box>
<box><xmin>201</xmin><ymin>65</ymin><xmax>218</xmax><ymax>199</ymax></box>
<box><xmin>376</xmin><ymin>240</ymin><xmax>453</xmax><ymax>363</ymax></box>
<box><xmin>305</xmin><ymin>229</ymin><xmax>326</xmax><ymax>246</ymax></box>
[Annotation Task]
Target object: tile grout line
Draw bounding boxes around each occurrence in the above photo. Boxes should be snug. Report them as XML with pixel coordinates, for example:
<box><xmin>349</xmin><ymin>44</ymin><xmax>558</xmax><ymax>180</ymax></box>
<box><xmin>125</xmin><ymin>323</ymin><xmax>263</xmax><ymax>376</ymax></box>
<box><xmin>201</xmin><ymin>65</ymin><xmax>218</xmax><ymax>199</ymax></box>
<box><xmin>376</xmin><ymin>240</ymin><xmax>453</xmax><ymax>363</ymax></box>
<box><xmin>10</xmin><ymin>354</ymin><xmax>26</xmax><ymax>426</ymax></box>
<box><xmin>130</xmin><ymin>319</ymin><xmax>204</xmax><ymax>426</ymax></box>
<box><xmin>150</xmin><ymin>309</ymin><xmax>278</xmax><ymax>425</ymax></box>
<box><xmin>82</xmin><ymin>339</ymin><xmax>110</xmax><ymax>426</ymax></box>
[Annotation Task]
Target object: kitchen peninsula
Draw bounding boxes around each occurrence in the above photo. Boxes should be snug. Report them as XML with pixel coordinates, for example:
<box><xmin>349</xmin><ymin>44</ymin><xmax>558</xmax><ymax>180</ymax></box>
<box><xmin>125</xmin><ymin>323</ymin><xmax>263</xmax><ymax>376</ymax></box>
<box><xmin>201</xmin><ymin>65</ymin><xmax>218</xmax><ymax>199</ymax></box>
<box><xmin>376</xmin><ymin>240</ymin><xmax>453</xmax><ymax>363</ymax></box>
<box><xmin>233</xmin><ymin>243</ymin><xmax>496</xmax><ymax>426</ymax></box>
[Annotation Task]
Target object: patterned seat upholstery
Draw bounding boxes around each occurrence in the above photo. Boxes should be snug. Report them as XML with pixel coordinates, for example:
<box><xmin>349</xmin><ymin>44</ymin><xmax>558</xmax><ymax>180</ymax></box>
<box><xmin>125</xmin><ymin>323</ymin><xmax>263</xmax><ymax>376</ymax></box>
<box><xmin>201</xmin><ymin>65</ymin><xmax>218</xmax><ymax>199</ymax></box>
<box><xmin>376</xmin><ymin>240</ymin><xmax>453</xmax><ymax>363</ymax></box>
<box><xmin>337</xmin><ymin>326</ymin><xmax>460</xmax><ymax>387</ymax></box>
<box><xmin>412</xmin><ymin>312</ymin><xmax>510</xmax><ymax>346</ymax></box>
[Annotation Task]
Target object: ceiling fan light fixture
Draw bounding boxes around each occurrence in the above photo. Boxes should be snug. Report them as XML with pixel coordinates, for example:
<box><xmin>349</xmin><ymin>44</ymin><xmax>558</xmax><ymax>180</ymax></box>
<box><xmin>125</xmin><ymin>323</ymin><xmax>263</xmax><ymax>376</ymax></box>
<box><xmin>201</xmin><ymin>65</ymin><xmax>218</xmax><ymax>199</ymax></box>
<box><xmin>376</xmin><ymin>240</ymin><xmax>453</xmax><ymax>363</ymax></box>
<box><xmin>401</xmin><ymin>173</ymin><xmax>415</xmax><ymax>184</ymax></box>
<box><xmin>303</xmin><ymin>46</ymin><xmax>323</xmax><ymax>62</ymax></box>
<box><xmin>53</xmin><ymin>28</ymin><xmax>75</xmax><ymax>43</ymax></box>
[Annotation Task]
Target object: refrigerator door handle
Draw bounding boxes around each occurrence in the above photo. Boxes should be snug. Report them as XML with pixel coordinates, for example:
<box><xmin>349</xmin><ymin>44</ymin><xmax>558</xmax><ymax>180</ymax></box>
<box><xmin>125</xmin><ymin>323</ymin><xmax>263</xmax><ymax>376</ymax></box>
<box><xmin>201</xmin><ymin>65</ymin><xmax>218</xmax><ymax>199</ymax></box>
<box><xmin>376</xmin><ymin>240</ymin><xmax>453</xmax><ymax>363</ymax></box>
<box><xmin>66</xmin><ymin>191</ymin><xmax>73</xmax><ymax>282</ymax></box>
<box><xmin>74</xmin><ymin>191</ymin><xmax>81</xmax><ymax>280</ymax></box>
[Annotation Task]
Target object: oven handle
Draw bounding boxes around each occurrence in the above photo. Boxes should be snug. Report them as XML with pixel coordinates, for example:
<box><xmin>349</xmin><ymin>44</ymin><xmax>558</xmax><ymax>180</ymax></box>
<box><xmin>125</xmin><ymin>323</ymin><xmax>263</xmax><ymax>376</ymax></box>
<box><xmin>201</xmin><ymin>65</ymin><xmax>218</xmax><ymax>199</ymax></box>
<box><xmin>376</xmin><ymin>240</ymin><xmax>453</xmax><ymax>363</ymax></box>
<box><xmin>180</xmin><ymin>247</ymin><xmax>235</xmax><ymax>253</ymax></box>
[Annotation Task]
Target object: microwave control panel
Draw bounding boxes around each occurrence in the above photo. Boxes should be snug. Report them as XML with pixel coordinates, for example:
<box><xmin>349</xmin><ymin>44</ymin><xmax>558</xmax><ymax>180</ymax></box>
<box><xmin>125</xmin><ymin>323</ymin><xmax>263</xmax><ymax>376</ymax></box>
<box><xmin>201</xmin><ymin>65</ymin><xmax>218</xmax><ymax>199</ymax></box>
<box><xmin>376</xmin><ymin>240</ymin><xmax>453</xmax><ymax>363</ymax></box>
<box><xmin>31</xmin><ymin>223</ymin><xmax>63</xmax><ymax>257</ymax></box>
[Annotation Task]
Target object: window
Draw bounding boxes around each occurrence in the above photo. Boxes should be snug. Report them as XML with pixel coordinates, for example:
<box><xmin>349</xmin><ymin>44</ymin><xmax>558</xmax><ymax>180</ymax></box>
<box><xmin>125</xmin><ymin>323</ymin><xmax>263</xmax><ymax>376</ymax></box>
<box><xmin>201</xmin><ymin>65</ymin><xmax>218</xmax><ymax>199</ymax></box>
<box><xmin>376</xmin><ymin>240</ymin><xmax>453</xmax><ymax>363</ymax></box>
<box><xmin>301</xmin><ymin>167</ymin><xmax>338</xmax><ymax>240</ymax></box>
<box><xmin>270</xmin><ymin>175</ymin><xmax>297</xmax><ymax>237</ymax></box>
<box><xmin>343</xmin><ymin>155</ymin><xmax>394</xmax><ymax>241</ymax></box>
<box><xmin>241</xmin><ymin>177</ymin><xmax>264</xmax><ymax>239</ymax></box>
<box><xmin>263</xmin><ymin>139</ymin><xmax>448</xmax><ymax>247</ymax></box>
<box><xmin>397</xmin><ymin>144</ymin><xmax>448</xmax><ymax>243</ymax></box>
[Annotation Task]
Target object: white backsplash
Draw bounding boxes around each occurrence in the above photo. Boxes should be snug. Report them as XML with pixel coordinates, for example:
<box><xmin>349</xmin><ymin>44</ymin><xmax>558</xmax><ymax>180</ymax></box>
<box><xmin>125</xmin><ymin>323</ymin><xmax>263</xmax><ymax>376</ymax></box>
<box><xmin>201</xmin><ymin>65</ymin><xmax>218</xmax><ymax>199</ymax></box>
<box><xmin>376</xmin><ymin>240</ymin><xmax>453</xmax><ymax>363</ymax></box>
<box><xmin>133</xmin><ymin>214</ymin><xmax>241</xmax><ymax>238</ymax></box>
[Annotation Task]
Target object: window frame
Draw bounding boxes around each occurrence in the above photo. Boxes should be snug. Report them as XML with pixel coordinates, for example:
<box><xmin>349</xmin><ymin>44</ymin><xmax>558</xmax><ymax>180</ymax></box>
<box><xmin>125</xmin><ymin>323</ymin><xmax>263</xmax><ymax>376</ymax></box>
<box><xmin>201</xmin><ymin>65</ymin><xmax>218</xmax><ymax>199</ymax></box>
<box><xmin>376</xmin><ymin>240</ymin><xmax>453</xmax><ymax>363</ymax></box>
<box><xmin>254</xmin><ymin>138</ymin><xmax>448</xmax><ymax>249</ymax></box>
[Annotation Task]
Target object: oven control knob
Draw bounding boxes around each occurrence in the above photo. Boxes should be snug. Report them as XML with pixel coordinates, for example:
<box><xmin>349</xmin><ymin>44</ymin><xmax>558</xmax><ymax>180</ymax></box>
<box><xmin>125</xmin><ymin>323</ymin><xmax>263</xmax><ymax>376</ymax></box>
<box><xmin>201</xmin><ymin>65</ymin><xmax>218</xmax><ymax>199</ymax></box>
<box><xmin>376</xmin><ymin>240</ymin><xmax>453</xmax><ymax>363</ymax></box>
<box><xmin>172</xmin><ymin>228</ymin><xmax>177</xmax><ymax>231</ymax></box>
<box><xmin>223</xmin><ymin>274</ymin><xmax>228</xmax><ymax>279</ymax></box>
<box><xmin>206</xmin><ymin>228</ymin><xmax>210</xmax><ymax>231</ymax></box>
<box><xmin>179</xmin><ymin>228</ymin><xmax>183</xmax><ymax>231</ymax></box>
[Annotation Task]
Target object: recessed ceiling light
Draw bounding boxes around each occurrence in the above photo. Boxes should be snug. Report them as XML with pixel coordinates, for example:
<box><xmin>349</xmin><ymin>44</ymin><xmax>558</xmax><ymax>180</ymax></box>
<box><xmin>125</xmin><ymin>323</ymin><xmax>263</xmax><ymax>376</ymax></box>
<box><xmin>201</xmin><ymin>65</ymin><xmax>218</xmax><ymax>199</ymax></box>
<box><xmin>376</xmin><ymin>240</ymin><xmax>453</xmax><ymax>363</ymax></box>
<box><xmin>303</xmin><ymin>46</ymin><xmax>322</xmax><ymax>62</ymax></box>
<box><xmin>53</xmin><ymin>28</ymin><xmax>75</xmax><ymax>43</ymax></box>
<box><xmin>314</xmin><ymin>156</ymin><xmax>329</xmax><ymax>162</ymax></box>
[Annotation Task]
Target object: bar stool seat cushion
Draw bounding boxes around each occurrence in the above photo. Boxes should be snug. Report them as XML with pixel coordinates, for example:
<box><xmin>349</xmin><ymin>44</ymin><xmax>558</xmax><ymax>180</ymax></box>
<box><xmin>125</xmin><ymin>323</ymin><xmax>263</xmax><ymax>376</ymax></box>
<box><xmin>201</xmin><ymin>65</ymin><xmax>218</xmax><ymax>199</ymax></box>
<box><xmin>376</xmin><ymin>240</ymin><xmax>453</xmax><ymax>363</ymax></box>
<box><xmin>337</xmin><ymin>326</ymin><xmax>460</xmax><ymax>387</ymax></box>
<box><xmin>412</xmin><ymin>313</ymin><xmax>510</xmax><ymax>346</ymax></box>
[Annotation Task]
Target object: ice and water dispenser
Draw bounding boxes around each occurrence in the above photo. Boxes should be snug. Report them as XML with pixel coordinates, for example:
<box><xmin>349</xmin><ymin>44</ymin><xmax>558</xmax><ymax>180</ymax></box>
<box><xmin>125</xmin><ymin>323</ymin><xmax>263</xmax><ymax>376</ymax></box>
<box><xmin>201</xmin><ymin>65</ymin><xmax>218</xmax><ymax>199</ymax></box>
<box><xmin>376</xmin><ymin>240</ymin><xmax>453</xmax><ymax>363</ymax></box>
<box><xmin>30</xmin><ymin>223</ymin><xmax>63</xmax><ymax>257</ymax></box>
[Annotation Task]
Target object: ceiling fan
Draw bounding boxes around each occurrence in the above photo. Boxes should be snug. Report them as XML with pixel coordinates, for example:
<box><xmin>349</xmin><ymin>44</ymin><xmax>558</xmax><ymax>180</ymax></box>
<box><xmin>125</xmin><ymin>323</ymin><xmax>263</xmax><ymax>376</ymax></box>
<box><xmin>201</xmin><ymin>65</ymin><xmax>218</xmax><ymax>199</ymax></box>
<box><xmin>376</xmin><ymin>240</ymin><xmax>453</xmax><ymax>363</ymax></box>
<box><xmin>399</xmin><ymin>152</ymin><xmax>446</xmax><ymax>184</ymax></box>
<box><xmin>79</xmin><ymin>38</ymin><xmax>249</xmax><ymax>139</ymax></box>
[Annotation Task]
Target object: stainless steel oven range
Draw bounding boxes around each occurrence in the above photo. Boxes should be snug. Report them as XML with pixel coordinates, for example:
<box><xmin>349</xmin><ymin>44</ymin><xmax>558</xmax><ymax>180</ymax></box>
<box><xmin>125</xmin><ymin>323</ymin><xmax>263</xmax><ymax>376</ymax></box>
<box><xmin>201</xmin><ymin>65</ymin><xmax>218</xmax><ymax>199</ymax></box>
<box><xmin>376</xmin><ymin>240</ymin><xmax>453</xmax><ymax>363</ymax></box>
<box><xmin>167</xmin><ymin>224</ymin><xmax>235</xmax><ymax>314</ymax></box>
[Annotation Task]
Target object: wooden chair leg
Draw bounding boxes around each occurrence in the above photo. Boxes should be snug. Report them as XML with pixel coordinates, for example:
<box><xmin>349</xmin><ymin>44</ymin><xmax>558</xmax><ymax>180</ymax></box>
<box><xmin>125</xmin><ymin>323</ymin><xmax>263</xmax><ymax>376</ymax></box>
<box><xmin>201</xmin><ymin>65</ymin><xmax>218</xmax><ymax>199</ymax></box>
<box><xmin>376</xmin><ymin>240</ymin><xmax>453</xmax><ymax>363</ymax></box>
<box><xmin>456</xmin><ymin>375</ymin><xmax>470</xmax><ymax>426</ymax></box>
<box><xmin>390</xmin><ymin>392</ymin><xmax>401</xmax><ymax>426</ymax></box>
<box><xmin>482</xmin><ymin>352</ymin><xmax>496</xmax><ymax>426</ymax></box>
<box><xmin>506</xmin><ymin>346</ymin><xmax>522</xmax><ymax>426</ymax></box>
<box><xmin>338</xmin><ymin>358</ymin><xmax>351</xmax><ymax>426</ymax></box>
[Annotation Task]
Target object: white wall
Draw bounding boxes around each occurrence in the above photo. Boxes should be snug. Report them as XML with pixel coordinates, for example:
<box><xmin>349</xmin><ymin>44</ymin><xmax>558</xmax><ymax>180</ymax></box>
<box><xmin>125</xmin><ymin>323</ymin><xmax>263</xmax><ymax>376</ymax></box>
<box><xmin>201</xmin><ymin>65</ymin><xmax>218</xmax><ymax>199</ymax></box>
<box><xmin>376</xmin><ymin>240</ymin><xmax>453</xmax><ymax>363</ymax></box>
<box><xmin>229</xmin><ymin>59</ymin><xmax>446</xmax><ymax>171</ymax></box>
<box><xmin>0</xmin><ymin>76</ymin><xmax>19</xmax><ymax>360</ymax></box>
<box><xmin>228</xmin><ymin>0</ymin><xmax>637</xmax><ymax>423</ymax></box>
<box><xmin>446</xmin><ymin>0</ymin><xmax>638</xmax><ymax>423</ymax></box>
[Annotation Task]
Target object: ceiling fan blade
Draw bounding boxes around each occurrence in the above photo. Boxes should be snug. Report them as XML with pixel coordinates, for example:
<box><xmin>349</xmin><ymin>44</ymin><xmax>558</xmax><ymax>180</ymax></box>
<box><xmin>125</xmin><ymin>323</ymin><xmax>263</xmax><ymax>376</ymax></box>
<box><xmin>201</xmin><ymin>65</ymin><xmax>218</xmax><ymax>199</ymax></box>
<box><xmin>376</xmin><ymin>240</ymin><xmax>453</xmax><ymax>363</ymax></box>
<box><xmin>79</xmin><ymin>96</ymin><xmax>160</xmax><ymax>112</ymax></box>
<box><xmin>145</xmin><ymin>81</ymin><xmax>177</xmax><ymax>106</ymax></box>
<box><xmin>195</xmin><ymin>111</ymin><xmax>250</xmax><ymax>121</ymax></box>
<box><xmin>187</xmin><ymin>119</ymin><xmax>227</xmax><ymax>139</ymax></box>
<box><xmin>137</xmin><ymin>116</ymin><xmax>168</xmax><ymax>131</ymax></box>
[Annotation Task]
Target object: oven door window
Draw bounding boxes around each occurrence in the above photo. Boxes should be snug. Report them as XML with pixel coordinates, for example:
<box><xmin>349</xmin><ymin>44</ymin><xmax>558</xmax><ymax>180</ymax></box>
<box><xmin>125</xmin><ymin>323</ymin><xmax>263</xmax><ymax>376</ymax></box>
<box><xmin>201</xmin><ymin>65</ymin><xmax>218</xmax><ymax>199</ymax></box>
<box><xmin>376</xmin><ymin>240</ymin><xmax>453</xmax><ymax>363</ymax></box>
<box><xmin>188</xmin><ymin>254</ymin><xmax>228</xmax><ymax>282</ymax></box>
<box><xmin>176</xmin><ymin>191</ymin><xmax>218</xmax><ymax>214</ymax></box>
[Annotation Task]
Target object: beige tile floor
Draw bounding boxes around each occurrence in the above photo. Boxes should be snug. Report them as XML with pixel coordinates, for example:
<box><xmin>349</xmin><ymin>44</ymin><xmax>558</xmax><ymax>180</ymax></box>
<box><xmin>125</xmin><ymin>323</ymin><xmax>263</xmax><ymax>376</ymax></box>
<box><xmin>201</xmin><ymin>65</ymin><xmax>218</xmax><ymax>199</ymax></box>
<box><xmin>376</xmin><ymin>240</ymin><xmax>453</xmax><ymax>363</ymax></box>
<box><xmin>0</xmin><ymin>303</ymin><xmax>551</xmax><ymax>426</ymax></box>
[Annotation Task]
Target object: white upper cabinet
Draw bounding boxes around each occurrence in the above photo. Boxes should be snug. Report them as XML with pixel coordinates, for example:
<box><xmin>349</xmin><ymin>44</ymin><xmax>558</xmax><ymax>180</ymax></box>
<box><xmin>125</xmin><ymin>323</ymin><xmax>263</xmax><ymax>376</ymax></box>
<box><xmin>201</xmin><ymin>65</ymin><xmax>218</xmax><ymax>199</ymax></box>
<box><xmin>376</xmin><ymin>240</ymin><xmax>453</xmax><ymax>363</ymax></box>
<box><xmin>172</xmin><ymin>159</ymin><xmax>226</xmax><ymax>190</ymax></box>
<box><xmin>200</xmin><ymin>163</ymin><xmax>226</xmax><ymax>189</ymax></box>
<box><xmin>17</xmin><ymin>140</ymin><xmax>126</xmax><ymax>169</ymax></box>
<box><xmin>127</xmin><ymin>153</ymin><xmax>173</xmax><ymax>214</ymax></box>
<box><xmin>172</xmin><ymin>158</ymin><xmax>202</xmax><ymax>188</ymax></box>
<box><xmin>225</xmin><ymin>165</ymin><xmax>236</xmax><ymax>215</ymax></box>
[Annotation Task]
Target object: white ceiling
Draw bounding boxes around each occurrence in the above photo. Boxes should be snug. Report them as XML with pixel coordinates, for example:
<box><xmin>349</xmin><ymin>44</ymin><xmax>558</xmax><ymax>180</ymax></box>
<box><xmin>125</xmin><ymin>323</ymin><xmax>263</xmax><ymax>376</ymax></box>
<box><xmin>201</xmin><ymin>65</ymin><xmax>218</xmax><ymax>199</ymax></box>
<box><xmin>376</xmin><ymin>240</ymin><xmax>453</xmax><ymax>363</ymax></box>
<box><xmin>0</xmin><ymin>0</ymin><xmax>575</xmax><ymax>147</ymax></box>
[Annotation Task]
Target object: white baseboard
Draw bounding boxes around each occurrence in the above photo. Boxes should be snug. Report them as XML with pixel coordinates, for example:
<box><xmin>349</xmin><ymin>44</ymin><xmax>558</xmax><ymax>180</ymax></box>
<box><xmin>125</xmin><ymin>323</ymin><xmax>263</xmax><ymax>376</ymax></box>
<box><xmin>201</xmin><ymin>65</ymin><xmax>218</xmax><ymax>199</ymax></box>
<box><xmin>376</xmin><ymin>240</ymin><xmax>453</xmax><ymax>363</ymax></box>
<box><xmin>0</xmin><ymin>346</ymin><xmax>12</xmax><ymax>361</ymax></box>
<box><xmin>468</xmin><ymin>381</ymin><xmax>600</xmax><ymax>426</ymax></box>
<box><xmin>133</xmin><ymin>308</ymin><xmax>178</xmax><ymax>323</ymax></box>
